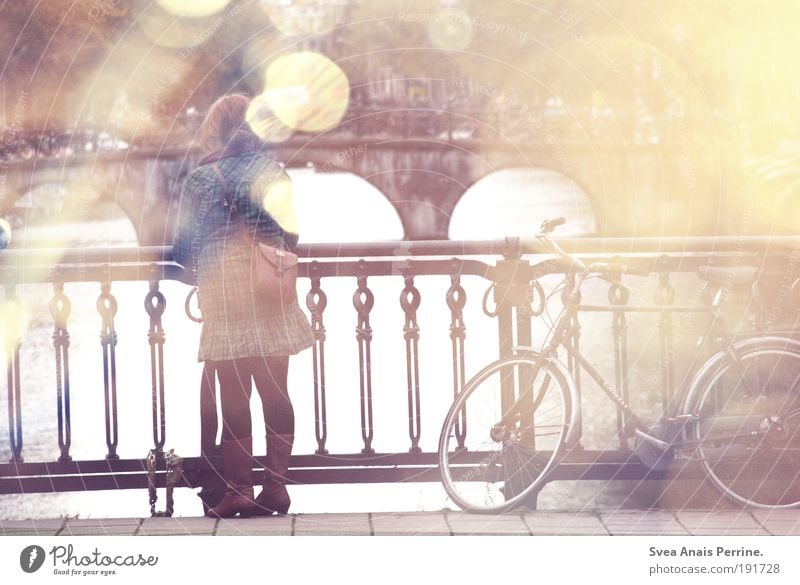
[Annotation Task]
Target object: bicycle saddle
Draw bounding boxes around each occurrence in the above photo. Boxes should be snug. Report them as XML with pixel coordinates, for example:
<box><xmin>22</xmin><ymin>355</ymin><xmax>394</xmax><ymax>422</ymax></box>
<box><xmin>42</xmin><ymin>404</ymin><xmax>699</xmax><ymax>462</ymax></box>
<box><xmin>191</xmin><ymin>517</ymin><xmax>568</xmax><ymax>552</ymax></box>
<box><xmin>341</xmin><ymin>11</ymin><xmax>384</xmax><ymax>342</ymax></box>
<box><xmin>696</xmin><ymin>265</ymin><xmax>758</xmax><ymax>286</ymax></box>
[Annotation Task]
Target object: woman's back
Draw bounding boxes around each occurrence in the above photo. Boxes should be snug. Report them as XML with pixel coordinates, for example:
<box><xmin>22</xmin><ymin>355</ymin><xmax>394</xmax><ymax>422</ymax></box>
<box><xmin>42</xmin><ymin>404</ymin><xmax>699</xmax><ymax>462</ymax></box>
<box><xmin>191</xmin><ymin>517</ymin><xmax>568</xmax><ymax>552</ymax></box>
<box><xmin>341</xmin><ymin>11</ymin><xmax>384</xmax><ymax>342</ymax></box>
<box><xmin>174</xmin><ymin>151</ymin><xmax>296</xmax><ymax>268</ymax></box>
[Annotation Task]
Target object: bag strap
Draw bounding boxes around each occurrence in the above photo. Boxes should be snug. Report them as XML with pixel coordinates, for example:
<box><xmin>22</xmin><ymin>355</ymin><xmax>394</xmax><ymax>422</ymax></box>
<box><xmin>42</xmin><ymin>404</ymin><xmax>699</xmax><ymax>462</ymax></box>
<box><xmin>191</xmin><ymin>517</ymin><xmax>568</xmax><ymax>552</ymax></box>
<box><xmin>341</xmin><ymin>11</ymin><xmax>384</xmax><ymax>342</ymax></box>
<box><xmin>211</xmin><ymin>163</ymin><xmax>236</xmax><ymax>211</ymax></box>
<box><xmin>211</xmin><ymin>161</ymin><xmax>288</xmax><ymax>250</ymax></box>
<box><xmin>212</xmin><ymin>162</ymin><xmax>251</xmax><ymax>242</ymax></box>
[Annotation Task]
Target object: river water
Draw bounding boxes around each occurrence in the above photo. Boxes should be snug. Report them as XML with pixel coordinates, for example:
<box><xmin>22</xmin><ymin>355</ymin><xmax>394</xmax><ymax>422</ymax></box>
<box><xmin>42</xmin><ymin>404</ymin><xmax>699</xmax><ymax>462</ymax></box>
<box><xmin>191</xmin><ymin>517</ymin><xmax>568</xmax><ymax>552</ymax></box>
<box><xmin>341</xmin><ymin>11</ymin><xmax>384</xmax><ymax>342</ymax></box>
<box><xmin>0</xmin><ymin>169</ymin><xmax>691</xmax><ymax>519</ymax></box>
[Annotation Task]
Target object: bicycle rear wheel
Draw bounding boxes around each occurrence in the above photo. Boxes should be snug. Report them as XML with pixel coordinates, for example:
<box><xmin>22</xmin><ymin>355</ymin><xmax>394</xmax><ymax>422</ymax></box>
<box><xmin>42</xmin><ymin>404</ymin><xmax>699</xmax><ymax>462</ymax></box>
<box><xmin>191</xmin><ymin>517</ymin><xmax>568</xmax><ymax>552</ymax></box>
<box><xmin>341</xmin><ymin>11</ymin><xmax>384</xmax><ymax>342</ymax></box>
<box><xmin>438</xmin><ymin>355</ymin><xmax>570</xmax><ymax>513</ymax></box>
<box><xmin>692</xmin><ymin>342</ymin><xmax>800</xmax><ymax>508</ymax></box>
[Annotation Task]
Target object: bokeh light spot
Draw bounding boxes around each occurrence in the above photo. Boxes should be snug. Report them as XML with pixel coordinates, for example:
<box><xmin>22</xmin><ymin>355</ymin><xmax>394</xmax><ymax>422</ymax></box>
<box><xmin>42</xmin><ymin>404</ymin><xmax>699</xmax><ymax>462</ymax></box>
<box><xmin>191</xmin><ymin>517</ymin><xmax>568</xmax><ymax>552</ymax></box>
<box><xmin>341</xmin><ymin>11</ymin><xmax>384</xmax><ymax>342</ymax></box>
<box><xmin>0</xmin><ymin>296</ymin><xmax>30</xmax><ymax>348</ymax></box>
<box><xmin>264</xmin><ymin>51</ymin><xmax>350</xmax><ymax>133</ymax></box>
<box><xmin>256</xmin><ymin>171</ymin><xmax>299</xmax><ymax>234</ymax></box>
<box><xmin>246</xmin><ymin>94</ymin><xmax>294</xmax><ymax>143</ymax></box>
<box><xmin>156</xmin><ymin>0</ymin><xmax>231</xmax><ymax>18</ymax></box>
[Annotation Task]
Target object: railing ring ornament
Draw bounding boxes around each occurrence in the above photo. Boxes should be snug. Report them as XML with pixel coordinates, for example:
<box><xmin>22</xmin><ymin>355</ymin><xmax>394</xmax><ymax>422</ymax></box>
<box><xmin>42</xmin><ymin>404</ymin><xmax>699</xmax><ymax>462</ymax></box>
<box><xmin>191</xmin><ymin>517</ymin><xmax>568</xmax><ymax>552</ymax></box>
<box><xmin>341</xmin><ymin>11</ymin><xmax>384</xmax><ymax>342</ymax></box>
<box><xmin>184</xmin><ymin>287</ymin><xmax>202</xmax><ymax>323</ymax></box>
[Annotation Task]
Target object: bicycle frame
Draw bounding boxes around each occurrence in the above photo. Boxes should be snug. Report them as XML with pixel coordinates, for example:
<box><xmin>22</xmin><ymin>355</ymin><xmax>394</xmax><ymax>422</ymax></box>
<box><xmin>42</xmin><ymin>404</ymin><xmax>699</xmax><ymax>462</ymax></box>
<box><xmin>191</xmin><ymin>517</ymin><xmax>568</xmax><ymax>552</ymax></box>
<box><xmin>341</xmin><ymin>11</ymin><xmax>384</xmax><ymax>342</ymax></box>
<box><xmin>500</xmin><ymin>253</ymin><xmax>742</xmax><ymax>453</ymax></box>
<box><xmin>440</xmin><ymin>219</ymin><xmax>800</xmax><ymax>512</ymax></box>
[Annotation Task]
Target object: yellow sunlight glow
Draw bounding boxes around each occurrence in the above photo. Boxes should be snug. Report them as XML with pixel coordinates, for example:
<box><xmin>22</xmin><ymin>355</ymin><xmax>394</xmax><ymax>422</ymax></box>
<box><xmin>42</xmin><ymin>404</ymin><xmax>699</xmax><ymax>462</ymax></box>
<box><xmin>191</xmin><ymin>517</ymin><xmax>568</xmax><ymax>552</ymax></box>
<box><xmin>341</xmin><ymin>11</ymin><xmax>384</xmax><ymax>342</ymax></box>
<box><xmin>0</xmin><ymin>296</ymin><xmax>29</xmax><ymax>348</ymax></box>
<box><xmin>246</xmin><ymin>93</ymin><xmax>294</xmax><ymax>143</ymax></box>
<box><xmin>256</xmin><ymin>172</ymin><xmax>299</xmax><ymax>234</ymax></box>
<box><xmin>156</xmin><ymin>0</ymin><xmax>231</xmax><ymax>18</ymax></box>
<box><xmin>264</xmin><ymin>51</ymin><xmax>350</xmax><ymax>133</ymax></box>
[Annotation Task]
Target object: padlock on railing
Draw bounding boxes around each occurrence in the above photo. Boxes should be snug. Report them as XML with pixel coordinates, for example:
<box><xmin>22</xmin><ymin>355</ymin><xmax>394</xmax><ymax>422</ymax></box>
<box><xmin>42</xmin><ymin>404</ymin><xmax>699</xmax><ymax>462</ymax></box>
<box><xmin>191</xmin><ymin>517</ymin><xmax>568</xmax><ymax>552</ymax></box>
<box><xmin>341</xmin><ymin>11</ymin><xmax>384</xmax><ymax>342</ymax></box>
<box><xmin>146</xmin><ymin>449</ymin><xmax>183</xmax><ymax>517</ymax></box>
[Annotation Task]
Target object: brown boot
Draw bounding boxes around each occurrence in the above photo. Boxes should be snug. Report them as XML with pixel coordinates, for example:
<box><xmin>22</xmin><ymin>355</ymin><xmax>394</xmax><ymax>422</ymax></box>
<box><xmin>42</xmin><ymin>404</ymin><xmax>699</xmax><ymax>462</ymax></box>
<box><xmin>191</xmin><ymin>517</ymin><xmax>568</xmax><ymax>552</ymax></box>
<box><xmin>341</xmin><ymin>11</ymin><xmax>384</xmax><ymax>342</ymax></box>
<box><xmin>253</xmin><ymin>434</ymin><xmax>293</xmax><ymax>516</ymax></box>
<box><xmin>206</xmin><ymin>437</ymin><xmax>256</xmax><ymax>518</ymax></box>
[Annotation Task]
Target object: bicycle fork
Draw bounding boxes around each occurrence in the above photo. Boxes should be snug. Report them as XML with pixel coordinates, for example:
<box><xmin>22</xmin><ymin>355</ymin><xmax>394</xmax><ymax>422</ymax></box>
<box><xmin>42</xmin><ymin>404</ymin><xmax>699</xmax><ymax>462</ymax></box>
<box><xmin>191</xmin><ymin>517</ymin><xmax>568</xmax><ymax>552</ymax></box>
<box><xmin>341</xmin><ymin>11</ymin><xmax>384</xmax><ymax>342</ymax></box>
<box><xmin>491</xmin><ymin>354</ymin><xmax>556</xmax><ymax>444</ymax></box>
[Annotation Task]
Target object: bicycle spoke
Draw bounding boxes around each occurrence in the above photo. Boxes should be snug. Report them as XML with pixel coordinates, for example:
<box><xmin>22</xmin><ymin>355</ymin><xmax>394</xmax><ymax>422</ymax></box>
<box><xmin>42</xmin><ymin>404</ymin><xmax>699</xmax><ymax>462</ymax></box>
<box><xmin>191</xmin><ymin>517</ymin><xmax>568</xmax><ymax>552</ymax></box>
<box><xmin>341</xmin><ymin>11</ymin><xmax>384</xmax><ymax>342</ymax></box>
<box><xmin>439</xmin><ymin>356</ymin><xmax>569</xmax><ymax>512</ymax></box>
<box><xmin>693</xmin><ymin>345</ymin><xmax>800</xmax><ymax>508</ymax></box>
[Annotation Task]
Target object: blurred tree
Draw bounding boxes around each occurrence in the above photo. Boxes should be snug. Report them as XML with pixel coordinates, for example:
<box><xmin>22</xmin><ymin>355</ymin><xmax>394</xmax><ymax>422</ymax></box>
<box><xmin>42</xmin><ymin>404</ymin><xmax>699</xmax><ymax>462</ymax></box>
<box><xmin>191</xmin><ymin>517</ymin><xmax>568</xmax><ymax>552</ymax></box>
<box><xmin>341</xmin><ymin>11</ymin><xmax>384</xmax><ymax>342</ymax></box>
<box><xmin>0</xmin><ymin>0</ymin><xmax>798</xmax><ymax>154</ymax></box>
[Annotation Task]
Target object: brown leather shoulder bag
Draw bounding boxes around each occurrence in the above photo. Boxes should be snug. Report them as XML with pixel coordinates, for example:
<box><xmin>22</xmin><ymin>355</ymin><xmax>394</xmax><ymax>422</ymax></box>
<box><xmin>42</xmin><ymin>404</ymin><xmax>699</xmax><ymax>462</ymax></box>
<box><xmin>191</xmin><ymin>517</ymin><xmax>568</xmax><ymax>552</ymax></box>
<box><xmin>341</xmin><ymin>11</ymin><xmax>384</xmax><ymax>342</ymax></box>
<box><xmin>211</xmin><ymin>163</ymin><xmax>299</xmax><ymax>308</ymax></box>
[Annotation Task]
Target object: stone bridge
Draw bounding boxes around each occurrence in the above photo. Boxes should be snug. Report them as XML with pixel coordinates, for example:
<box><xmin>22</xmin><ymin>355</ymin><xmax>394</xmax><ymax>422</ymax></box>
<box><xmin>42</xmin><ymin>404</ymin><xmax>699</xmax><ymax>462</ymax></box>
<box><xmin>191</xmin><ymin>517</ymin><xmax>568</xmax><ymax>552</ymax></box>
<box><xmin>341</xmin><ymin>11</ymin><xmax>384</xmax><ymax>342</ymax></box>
<box><xmin>0</xmin><ymin>119</ymin><xmax>716</xmax><ymax>244</ymax></box>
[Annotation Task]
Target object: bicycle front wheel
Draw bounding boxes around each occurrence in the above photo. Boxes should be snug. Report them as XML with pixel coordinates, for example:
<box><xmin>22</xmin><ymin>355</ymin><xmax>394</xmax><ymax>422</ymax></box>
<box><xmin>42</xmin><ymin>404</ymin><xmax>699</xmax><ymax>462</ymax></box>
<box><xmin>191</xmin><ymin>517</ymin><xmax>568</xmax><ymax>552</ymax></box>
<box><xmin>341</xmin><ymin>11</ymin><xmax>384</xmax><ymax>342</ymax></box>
<box><xmin>692</xmin><ymin>342</ymin><xmax>800</xmax><ymax>509</ymax></box>
<box><xmin>438</xmin><ymin>355</ymin><xmax>571</xmax><ymax>513</ymax></box>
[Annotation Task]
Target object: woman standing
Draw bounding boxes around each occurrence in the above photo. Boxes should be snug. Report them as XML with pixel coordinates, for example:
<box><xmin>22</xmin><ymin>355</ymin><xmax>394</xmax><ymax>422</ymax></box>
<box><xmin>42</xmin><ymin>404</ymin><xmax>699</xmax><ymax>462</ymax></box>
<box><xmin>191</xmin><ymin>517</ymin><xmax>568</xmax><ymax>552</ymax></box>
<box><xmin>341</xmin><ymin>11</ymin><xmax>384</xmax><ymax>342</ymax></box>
<box><xmin>173</xmin><ymin>94</ymin><xmax>313</xmax><ymax>518</ymax></box>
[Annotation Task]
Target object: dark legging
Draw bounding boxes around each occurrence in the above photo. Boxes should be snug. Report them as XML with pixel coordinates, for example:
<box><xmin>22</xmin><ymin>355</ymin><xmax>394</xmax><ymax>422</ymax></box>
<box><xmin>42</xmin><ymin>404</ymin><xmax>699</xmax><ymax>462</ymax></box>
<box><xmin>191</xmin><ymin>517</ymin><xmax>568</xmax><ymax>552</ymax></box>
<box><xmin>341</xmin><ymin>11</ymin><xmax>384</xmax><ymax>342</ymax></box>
<box><xmin>212</xmin><ymin>356</ymin><xmax>294</xmax><ymax>440</ymax></box>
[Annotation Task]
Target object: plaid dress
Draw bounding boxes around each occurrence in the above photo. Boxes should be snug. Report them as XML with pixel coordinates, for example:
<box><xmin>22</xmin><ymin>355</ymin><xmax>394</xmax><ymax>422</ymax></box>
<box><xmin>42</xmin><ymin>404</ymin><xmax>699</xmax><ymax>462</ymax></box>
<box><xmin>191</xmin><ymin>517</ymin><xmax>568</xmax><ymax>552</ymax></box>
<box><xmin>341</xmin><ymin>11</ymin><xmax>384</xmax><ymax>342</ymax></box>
<box><xmin>173</xmin><ymin>152</ymin><xmax>314</xmax><ymax>362</ymax></box>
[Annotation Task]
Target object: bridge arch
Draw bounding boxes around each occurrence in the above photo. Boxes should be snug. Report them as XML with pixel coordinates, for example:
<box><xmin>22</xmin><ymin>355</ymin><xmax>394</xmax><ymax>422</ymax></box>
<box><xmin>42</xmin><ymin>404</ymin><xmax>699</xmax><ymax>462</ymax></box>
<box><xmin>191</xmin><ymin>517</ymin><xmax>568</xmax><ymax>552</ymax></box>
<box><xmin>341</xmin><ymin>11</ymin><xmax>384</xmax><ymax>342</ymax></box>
<box><xmin>3</xmin><ymin>181</ymin><xmax>139</xmax><ymax>246</ymax></box>
<box><xmin>448</xmin><ymin>167</ymin><xmax>598</xmax><ymax>239</ymax></box>
<box><xmin>285</xmin><ymin>167</ymin><xmax>404</xmax><ymax>242</ymax></box>
<box><xmin>0</xmin><ymin>136</ymin><xmax>709</xmax><ymax>242</ymax></box>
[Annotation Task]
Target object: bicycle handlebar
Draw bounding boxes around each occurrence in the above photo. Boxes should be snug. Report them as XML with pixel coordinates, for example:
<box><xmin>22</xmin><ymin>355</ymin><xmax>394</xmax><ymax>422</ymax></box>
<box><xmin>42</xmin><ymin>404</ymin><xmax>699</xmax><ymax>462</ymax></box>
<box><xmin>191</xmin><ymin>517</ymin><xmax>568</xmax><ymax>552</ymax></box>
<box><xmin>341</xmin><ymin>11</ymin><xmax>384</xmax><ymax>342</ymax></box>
<box><xmin>539</xmin><ymin>217</ymin><xmax>566</xmax><ymax>234</ymax></box>
<box><xmin>536</xmin><ymin>220</ymin><xmax>587</xmax><ymax>273</ymax></box>
<box><xmin>587</xmin><ymin>262</ymin><xmax>650</xmax><ymax>278</ymax></box>
<box><xmin>536</xmin><ymin>218</ymin><xmax>650</xmax><ymax>281</ymax></box>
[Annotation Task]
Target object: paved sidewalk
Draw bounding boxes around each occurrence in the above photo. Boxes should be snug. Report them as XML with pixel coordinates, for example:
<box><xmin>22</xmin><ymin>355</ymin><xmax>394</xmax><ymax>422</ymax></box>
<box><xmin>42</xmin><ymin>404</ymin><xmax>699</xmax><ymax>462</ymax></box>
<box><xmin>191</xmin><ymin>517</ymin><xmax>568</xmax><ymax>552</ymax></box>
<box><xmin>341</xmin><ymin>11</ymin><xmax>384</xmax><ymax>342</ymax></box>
<box><xmin>2</xmin><ymin>510</ymin><xmax>800</xmax><ymax>536</ymax></box>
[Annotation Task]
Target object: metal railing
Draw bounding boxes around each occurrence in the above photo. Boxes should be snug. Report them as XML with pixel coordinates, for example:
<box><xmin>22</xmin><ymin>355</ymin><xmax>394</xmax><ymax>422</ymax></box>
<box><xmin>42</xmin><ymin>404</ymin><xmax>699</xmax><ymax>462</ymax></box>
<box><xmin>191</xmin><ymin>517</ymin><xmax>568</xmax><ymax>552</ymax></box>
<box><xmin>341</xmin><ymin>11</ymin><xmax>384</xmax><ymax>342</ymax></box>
<box><xmin>1</xmin><ymin>237</ymin><xmax>799</xmax><ymax>512</ymax></box>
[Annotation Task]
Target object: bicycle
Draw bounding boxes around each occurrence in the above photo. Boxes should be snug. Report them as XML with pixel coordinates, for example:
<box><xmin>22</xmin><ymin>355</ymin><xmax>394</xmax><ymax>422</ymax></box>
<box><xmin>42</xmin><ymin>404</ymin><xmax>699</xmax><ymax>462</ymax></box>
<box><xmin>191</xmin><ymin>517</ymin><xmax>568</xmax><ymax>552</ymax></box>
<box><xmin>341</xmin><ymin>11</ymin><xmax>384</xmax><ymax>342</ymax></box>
<box><xmin>438</xmin><ymin>217</ymin><xmax>800</xmax><ymax>513</ymax></box>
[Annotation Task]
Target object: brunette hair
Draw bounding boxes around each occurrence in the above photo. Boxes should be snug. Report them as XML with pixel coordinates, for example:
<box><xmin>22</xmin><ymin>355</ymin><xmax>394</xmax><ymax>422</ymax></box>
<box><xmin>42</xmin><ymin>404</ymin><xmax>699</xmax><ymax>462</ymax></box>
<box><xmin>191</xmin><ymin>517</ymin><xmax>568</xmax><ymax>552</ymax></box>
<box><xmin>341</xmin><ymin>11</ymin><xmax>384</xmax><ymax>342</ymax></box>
<box><xmin>198</xmin><ymin>93</ymin><xmax>260</xmax><ymax>155</ymax></box>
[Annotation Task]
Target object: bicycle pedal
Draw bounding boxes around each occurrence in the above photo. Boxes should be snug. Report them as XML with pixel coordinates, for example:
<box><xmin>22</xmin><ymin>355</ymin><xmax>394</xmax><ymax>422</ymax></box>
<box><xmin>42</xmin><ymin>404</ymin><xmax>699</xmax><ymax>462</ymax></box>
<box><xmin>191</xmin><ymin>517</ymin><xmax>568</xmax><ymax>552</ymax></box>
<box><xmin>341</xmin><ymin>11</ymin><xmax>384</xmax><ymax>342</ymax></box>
<box><xmin>633</xmin><ymin>423</ymin><xmax>679</xmax><ymax>471</ymax></box>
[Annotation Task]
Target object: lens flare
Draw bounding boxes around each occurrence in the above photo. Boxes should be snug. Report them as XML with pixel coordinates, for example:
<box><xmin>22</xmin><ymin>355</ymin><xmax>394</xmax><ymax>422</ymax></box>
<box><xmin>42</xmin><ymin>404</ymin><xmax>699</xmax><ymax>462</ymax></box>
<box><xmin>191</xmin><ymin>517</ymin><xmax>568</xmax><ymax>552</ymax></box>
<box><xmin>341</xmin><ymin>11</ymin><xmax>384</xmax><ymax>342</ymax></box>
<box><xmin>264</xmin><ymin>51</ymin><xmax>350</xmax><ymax>133</ymax></box>
<box><xmin>0</xmin><ymin>295</ymin><xmax>29</xmax><ymax>347</ymax></box>
<box><xmin>427</xmin><ymin>10</ymin><xmax>473</xmax><ymax>50</ymax></box>
<box><xmin>246</xmin><ymin>93</ymin><xmax>294</xmax><ymax>143</ymax></box>
<box><xmin>255</xmin><ymin>171</ymin><xmax>299</xmax><ymax>234</ymax></box>
<box><xmin>156</xmin><ymin>0</ymin><xmax>231</xmax><ymax>18</ymax></box>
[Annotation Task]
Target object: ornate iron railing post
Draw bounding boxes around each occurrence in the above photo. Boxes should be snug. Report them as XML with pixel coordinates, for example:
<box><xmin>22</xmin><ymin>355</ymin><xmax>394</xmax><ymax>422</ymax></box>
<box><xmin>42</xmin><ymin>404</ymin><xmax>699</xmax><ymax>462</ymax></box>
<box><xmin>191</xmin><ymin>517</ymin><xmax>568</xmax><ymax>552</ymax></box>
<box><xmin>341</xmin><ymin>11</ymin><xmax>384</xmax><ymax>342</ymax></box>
<box><xmin>0</xmin><ymin>238</ymin><xmax>797</xmax><ymax>501</ymax></box>
<box><xmin>400</xmin><ymin>264</ymin><xmax>422</xmax><ymax>453</ymax></box>
<box><xmin>199</xmin><ymin>363</ymin><xmax>219</xmax><ymax>457</ymax></box>
<box><xmin>3</xmin><ymin>285</ymin><xmax>23</xmax><ymax>463</ymax></box>
<box><xmin>492</xmin><ymin>239</ymin><xmax>538</xmax><ymax>445</ymax></box>
<box><xmin>493</xmin><ymin>239</ymin><xmax>522</xmax><ymax>414</ymax></box>
<box><xmin>446</xmin><ymin>260</ymin><xmax>467</xmax><ymax>450</ymax></box>
<box><xmin>608</xmin><ymin>258</ymin><xmax>632</xmax><ymax>449</ymax></box>
<box><xmin>145</xmin><ymin>274</ymin><xmax>167</xmax><ymax>456</ymax></box>
<box><xmin>654</xmin><ymin>256</ymin><xmax>676</xmax><ymax>413</ymax></box>
<box><xmin>50</xmin><ymin>283</ymin><xmax>72</xmax><ymax>462</ymax></box>
<box><xmin>353</xmin><ymin>261</ymin><xmax>375</xmax><ymax>454</ymax></box>
<box><xmin>97</xmin><ymin>282</ymin><xmax>120</xmax><ymax>460</ymax></box>
<box><xmin>306</xmin><ymin>262</ymin><xmax>329</xmax><ymax>455</ymax></box>
<box><xmin>492</xmin><ymin>239</ymin><xmax>541</xmax><ymax>507</ymax></box>
<box><xmin>563</xmin><ymin>271</ymin><xmax>583</xmax><ymax>448</ymax></box>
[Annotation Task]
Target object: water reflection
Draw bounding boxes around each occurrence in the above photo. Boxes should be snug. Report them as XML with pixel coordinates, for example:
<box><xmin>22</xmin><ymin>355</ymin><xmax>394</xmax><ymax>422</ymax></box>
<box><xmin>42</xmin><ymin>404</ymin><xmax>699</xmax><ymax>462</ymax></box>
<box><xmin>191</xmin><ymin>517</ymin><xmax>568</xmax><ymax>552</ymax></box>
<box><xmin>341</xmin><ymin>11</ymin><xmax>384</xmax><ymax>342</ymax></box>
<box><xmin>450</xmin><ymin>168</ymin><xmax>596</xmax><ymax>239</ymax></box>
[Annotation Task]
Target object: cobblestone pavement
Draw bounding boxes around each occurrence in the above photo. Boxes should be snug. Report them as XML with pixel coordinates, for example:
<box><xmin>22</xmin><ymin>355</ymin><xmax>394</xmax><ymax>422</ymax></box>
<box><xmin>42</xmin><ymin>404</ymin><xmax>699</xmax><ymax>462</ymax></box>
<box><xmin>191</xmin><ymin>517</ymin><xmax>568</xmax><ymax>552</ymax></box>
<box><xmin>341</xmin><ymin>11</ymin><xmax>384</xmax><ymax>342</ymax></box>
<box><xmin>2</xmin><ymin>510</ymin><xmax>799</xmax><ymax>536</ymax></box>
